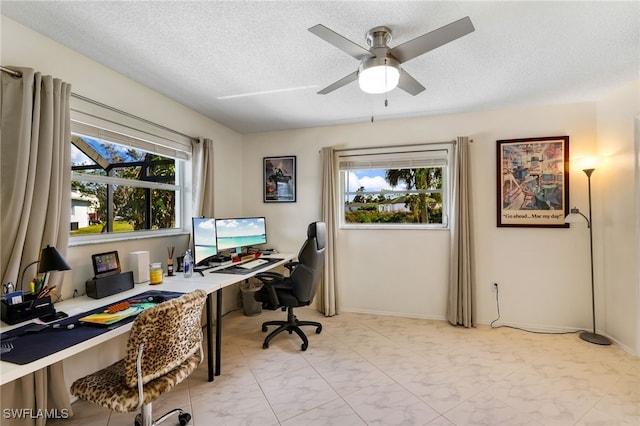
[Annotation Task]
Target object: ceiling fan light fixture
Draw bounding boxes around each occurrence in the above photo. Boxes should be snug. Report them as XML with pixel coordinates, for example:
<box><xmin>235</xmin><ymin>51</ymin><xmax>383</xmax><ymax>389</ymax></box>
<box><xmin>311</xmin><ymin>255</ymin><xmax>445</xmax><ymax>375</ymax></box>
<box><xmin>358</xmin><ymin>56</ymin><xmax>400</xmax><ymax>94</ymax></box>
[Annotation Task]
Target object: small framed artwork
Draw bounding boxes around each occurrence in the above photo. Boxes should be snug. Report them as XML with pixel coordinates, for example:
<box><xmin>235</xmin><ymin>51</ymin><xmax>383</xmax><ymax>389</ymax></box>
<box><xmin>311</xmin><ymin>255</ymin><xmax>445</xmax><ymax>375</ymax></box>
<box><xmin>264</xmin><ymin>156</ymin><xmax>296</xmax><ymax>202</ymax></box>
<box><xmin>497</xmin><ymin>136</ymin><xmax>569</xmax><ymax>227</ymax></box>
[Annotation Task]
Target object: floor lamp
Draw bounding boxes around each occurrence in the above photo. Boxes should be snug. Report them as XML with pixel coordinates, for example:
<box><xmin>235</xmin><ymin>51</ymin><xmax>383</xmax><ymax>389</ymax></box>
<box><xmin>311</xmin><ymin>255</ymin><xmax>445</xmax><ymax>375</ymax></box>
<box><xmin>564</xmin><ymin>168</ymin><xmax>611</xmax><ymax>345</ymax></box>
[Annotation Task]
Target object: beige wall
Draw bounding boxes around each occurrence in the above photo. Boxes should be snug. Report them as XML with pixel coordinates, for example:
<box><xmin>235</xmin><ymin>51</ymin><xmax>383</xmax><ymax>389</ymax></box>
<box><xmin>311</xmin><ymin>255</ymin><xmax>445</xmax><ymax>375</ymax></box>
<box><xmin>242</xmin><ymin>90</ymin><xmax>638</xmax><ymax>353</ymax></box>
<box><xmin>242</xmin><ymin>104</ymin><xmax>598</xmax><ymax>325</ymax></box>
<box><xmin>595</xmin><ymin>80</ymin><xmax>640</xmax><ymax>353</ymax></box>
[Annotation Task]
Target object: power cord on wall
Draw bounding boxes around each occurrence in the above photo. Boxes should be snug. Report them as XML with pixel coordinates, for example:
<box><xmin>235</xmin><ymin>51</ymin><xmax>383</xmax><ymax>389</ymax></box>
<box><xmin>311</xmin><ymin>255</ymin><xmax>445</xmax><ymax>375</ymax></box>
<box><xmin>490</xmin><ymin>283</ymin><xmax>580</xmax><ymax>336</ymax></box>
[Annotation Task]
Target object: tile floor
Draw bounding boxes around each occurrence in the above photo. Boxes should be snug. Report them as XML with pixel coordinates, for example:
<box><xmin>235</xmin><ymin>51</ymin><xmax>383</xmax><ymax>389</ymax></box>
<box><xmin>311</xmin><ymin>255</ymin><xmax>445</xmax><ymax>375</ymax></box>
<box><xmin>50</xmin><ymin>309</ymin><xmax>639</xmax><ymax>426</ymax></box>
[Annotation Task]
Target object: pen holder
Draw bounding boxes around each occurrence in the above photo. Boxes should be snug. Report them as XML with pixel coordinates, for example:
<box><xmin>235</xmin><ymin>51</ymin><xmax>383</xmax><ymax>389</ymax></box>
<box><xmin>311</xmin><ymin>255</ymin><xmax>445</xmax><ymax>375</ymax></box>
<box><xmin>1</xmin><ymin>294</ymin><xmax>54</xmax><ymax>325</ymax></box>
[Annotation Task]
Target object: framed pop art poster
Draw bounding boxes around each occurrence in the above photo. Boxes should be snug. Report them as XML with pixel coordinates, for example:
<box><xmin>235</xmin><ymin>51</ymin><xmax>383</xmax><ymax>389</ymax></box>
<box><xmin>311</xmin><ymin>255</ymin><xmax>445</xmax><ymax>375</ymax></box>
<box><xmin>497</xmin><ymin>136</ymin><xmax>569</xmax><ymax>227</ymax></box>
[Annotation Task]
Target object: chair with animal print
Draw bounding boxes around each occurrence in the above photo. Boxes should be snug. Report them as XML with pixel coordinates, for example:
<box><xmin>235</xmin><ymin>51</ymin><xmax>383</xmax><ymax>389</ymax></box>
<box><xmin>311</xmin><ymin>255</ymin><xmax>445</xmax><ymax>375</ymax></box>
<box><xmin>71</xmin><ymin>289</ymin><xmax>206</xmax><ymax>426</ymax></box>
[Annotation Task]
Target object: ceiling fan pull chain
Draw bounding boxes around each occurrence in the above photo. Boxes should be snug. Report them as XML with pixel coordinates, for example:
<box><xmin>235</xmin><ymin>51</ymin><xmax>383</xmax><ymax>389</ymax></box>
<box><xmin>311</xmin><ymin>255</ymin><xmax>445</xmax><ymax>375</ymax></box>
<box><xmin>384</xmin><ymin>59</ymin><xmax>389</xmax><ymax>107</ymax></box>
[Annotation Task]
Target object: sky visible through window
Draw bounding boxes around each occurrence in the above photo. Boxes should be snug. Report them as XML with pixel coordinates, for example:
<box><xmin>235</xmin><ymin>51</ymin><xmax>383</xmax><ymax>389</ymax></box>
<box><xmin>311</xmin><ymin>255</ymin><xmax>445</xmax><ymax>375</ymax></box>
<box><xmin>346</xmin><ymin>169</ymin><xmax>406</xmax><ymax>197</ymax></box>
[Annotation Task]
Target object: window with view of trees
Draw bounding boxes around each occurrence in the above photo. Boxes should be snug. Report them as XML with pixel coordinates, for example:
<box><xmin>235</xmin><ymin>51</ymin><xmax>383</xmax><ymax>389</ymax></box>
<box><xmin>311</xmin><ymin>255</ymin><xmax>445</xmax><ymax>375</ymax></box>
<box><xmin>339</xmin><ymin>145</ymin><xmax>451</xmax><ymax>228</ymax></box>
<box><xmin>70</xmin><ymin>129</ymin><xmax>183</xmax><ymax>236</ymax></box>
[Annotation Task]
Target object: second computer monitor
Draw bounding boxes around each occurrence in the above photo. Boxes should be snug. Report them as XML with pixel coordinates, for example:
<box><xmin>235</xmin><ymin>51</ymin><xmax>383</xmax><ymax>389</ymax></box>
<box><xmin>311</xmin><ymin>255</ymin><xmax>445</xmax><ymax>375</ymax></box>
<box><xmin>216</xmin><ymin>217</ymin><xmax>267</xmax><ymax>252</ymax></box>
<box><xmin>192</xmin><ymin>217</ymin><xmax>218</xmax><ymax>266</ymax></box>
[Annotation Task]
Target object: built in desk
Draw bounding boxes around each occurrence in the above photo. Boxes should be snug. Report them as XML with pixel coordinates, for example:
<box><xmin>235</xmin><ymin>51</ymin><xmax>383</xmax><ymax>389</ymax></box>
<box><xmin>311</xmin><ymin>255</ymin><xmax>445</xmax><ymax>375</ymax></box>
<box><xmin>0</xmin><ymin>254</ymin><xmax>293</xmax><ymax>385</ymax></box>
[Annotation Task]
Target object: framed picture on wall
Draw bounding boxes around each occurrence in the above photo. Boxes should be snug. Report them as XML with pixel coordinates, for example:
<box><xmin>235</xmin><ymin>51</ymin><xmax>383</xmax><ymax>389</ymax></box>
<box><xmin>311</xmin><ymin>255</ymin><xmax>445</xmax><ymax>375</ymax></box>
<box><xmin>264</xmin><ymin>156</ymin><xmax>296</xmax><ymax>202</ymax></box>
<box><xmin>497</xmin><ymin>136</ymin><xmax>569</xmax><ymax>227</ymax></box>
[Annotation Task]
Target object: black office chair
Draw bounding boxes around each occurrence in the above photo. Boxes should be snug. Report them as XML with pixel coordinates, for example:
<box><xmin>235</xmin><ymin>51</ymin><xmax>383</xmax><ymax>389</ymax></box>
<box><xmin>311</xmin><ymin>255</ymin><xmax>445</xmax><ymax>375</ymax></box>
<box><xmin>254</xmin><ymin>221</ymin><xmax>326</xmax><ymax>351</ymax></box>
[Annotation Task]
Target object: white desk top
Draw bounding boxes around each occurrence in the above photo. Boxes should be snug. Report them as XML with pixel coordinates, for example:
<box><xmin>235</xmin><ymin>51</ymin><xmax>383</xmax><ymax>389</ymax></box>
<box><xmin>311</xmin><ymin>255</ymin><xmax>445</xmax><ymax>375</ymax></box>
<box><xmin>0</xmin><ymin>254</ymin><xmax>293</xmax><ymax>385</ymax></box>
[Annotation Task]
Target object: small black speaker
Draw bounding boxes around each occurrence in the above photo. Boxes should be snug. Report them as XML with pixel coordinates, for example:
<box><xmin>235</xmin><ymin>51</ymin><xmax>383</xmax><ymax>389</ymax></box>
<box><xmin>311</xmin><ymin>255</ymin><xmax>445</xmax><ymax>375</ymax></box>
<box><xmin>85</xmin><ymin>271</ymin><xmax>134</xmax><ymax>299</ymax></box>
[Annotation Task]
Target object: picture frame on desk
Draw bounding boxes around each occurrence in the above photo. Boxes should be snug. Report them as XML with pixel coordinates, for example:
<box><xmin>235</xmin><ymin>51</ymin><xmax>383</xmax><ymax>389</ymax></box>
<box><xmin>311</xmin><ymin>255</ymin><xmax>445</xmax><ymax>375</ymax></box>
<box><xmin>264</xmin><ymin>156</ymin><xmax>296</xmax><ymax>203</ymax></box>
<box><xmin>497</xmin><ymin>136</ymin><xmax>570</xmax><ymax>228</ymax></box>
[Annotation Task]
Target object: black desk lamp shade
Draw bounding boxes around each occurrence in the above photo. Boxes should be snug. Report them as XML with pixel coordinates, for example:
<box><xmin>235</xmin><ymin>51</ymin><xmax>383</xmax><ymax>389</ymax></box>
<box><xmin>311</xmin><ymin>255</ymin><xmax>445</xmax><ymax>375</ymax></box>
<box><xmin>38</xmin><ymin>245</ymin><xmax>71</xmax><ymax>273</ymax></box>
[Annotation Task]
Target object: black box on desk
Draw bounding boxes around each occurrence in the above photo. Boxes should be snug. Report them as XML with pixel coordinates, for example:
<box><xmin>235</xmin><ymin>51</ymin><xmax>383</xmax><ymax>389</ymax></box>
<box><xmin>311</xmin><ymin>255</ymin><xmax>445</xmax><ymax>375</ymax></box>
<box><xmin>1</xmin><ymin>295</ymin><xmax>55</xmax><ymax>324</ymax></box>
<box><xmin>86</xmin><ymin>271</ymin><xmax>134</xmax><ymax>299</ymax></box>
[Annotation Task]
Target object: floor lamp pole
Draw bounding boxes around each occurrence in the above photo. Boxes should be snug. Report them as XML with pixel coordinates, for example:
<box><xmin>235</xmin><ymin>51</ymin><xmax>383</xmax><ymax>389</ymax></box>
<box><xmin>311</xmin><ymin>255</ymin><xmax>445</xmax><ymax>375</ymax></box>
<box><xmin>580</xmin><ymin>168</ymin><xmax>611</xmax><ymax>345</ymax></box>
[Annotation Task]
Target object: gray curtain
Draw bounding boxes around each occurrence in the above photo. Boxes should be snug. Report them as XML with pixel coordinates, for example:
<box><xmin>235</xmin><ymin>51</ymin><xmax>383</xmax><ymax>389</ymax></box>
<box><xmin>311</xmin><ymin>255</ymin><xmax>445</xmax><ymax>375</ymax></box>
<box><xmin>1</xmin><ymin>67</ymin><xmax>73</xmax><ymax>424</ymax></box>
<box><xmin>319</xmin><ymin>147</ymin><xmax>338</xmax><ymax>316</ymax></box>
<box><xmin>192</xmin><ymin>137</ymin><xmax>215</xmax><ymax>217</ymax></box>
<box><xmin>447</xmin><ymin>136</ymin><xmax>476</xmax><ymax>327</ymax></box>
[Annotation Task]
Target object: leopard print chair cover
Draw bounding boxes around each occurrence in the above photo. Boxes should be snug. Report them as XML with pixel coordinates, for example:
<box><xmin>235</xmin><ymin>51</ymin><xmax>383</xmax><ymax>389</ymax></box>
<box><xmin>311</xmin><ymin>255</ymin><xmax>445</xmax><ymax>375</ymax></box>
<box><xmin>71</xmin><ymin>290</ymin><xmax>206</xmax><ymax>414</ymax></box>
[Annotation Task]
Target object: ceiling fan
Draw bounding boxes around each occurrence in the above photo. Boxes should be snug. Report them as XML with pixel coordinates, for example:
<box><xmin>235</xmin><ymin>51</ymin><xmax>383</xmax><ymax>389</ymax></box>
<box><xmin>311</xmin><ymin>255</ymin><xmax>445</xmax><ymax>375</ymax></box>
<box><xmin>308</xmin><ymin>16</ymin><xmax>475</xmax><ymax>96</ymax></box>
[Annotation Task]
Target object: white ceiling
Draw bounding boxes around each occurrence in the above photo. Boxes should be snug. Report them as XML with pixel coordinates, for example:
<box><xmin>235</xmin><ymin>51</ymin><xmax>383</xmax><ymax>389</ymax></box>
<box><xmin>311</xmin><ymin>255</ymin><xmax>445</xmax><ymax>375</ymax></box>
<box><xmin>2</xmin><ymin>1</ymin><xmax>638</xmax><ymax>134</ymax></box>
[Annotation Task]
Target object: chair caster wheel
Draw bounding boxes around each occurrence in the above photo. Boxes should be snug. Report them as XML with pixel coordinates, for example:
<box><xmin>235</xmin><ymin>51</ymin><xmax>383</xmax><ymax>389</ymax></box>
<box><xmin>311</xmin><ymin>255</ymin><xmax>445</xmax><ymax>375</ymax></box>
<box><xmin>315</xmin><ymin>326</ymin><xmax>322</xmax><ymax>334</ymax></box>
<box><xmin>178</xmin><ymin>412</ymin><xmax>191</xmax><ymax>425</ymax></box>
<box><xmin>261</xmin><ymin>325</ymin><xmax>268</xmax><ymax>332</ymax></box>
<box><xmin>134</xmin><ymin>414</ymin><xmax>142</xmax><ymax>426</ymax></box>
<box><xmin>263</xmin><ymin>342</ymin><xmax>269</xmax><ymax>349</ymax></box>
<box><xmin>301</xmin><ymin>343</ymin><xmax>308</xmax><ymax>351</ymax></box>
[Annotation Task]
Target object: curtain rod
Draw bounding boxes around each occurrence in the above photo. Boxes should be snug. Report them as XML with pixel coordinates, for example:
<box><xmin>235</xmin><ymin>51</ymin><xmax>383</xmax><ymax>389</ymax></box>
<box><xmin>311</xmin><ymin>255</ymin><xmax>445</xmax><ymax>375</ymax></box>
<box><xmin>1</xmin><ymin>66</ymin><xmax>199</xmax><ymax>143</ymax></box>
<box><xmin>1</xmin><ymin>66</ymin><xmax>21</xmax><ymax>77</ymax></box>
<box><xmin>71</xmin><ymin>93</ymin><xmax>199</xmax><ymax>143</ymax></box>
<box><xmin>333</xmin><ymin>140</ymin><xmax>457</xmax><ymax>153</ymax></box>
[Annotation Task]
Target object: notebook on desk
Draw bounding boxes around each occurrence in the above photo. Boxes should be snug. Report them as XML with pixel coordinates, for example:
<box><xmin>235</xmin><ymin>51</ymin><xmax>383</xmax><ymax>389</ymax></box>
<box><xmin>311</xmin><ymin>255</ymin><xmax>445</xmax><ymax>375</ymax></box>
<box><xmin>78</xmin><ymin>302</ymin><xmax>157</xmax><ymax>326</ymax></box>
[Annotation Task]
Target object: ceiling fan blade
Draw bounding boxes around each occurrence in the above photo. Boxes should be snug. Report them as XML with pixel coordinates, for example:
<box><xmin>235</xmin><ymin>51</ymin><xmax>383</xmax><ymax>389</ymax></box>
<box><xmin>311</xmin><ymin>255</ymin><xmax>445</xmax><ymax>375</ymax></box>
<box><xmin>309</xmin><ymin>24</ymin><xmax>373</xmax><ymax>61</ymax></box>
<box><xmin>397</xmin><ymin>69</ymin><xmax>426</xmax><ymax>96</ymax></box>
<box><xmin>390</xmin><ymin>16</ymin><xmax>475</xmax><ymax>63</ymax></box>
<box><xmin>317</xmin><ymin>71</ymin><xmax>358</xmax><ymax>94</ymax></box>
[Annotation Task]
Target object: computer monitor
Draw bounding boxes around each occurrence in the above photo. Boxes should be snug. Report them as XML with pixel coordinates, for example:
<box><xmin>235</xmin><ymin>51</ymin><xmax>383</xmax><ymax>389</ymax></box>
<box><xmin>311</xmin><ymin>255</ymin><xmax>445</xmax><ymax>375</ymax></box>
<box><xmin>192</xmin><ymin>217</ymin><xmax>218</xmax><ymax>267</ymax></box>
<box><xmin>215</xmin><ymin>217</ymin><xmax>267</xmax><ymax>253</ymax></box>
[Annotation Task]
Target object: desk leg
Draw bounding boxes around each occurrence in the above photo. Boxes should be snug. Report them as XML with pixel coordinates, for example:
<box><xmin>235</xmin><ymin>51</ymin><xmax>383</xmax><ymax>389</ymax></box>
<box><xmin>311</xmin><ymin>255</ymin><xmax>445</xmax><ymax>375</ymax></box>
<box><xmin>206</xmin><ymin>293</ymin><xmax>214</xmax><ymax>382</ymax></box>
<box><xmin>215</xmin><ymin>289</ymin><xmax>222</xmax><ymax>376</ymax></box>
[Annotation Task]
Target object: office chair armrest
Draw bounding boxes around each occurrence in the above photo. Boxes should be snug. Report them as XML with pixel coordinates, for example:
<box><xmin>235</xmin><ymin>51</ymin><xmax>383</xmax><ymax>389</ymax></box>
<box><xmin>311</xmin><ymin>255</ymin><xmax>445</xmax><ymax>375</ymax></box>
<box><xmin>255</xmin><ymin>271</ymin><xmax>284</xmax><ymax>283</ymax></box>
<box><xmin>254</xmin><ymin>272</ymin><xmax>283</xmax><ymax>307</ymax></box>
<box><xmin>284</xmin><ymin>261</ymin><xmax>299</xmax><ymax>273</ymax></box>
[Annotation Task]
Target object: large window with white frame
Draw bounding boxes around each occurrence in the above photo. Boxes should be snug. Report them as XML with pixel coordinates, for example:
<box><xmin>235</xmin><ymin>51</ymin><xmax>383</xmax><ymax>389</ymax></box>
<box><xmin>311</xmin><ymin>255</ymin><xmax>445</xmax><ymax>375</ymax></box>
<box><xmin>69</xmin><ymin>121</ymin><xmax>188</xmax><ymax>238</ymax></box>
<box><xmin>338</xmin><ymin>143</ymin><xmax>452</xmax><ymax>228</ymax></box>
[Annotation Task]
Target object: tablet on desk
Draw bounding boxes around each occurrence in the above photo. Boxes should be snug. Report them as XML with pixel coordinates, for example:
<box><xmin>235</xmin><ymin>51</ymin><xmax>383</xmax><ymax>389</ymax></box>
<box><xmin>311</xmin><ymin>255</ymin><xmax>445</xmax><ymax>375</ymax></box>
<box><xmin>91</xmin><ymin>251</ymin><xmax>121</xmax><ymax>279</ymax></box>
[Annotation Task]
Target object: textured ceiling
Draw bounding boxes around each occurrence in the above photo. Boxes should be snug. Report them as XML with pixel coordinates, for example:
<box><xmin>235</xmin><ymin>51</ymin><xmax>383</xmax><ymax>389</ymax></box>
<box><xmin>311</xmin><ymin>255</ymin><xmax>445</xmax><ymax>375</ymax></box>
<box><xmin>2</xmin><ymin>1</ymin><xmax>639</xmax><ymax>134</ymax></box>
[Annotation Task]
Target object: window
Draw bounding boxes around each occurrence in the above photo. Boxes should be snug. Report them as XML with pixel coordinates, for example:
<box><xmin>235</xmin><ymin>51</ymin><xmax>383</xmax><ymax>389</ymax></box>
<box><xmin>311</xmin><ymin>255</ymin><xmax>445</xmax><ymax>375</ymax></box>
<box><xmin>69</xmin><ymin>120</ymin><xmax>189</xmax><ymax>238</ymax></box>
<box><xmin>338</xmin><ymin>144</ymin><xmax>452</xmax><ymax>228</ymax></box>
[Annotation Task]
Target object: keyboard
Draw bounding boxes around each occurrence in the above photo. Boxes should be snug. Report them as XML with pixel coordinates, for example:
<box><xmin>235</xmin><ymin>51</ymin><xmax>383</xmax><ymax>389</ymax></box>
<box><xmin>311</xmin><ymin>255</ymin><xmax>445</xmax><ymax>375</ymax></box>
<box><xmin>237</xmin><ymin>258</ymin><xmax>269</xmax><ymax>270</ymax></box>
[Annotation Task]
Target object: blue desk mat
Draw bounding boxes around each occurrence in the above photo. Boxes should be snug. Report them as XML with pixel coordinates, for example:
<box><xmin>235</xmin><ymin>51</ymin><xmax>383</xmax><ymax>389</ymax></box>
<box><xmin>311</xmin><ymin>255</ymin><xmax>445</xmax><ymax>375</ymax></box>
<box><xmin>0</xmin><ymin>290</ymin><xmax>184</xmax><ymax>365</ymax></box>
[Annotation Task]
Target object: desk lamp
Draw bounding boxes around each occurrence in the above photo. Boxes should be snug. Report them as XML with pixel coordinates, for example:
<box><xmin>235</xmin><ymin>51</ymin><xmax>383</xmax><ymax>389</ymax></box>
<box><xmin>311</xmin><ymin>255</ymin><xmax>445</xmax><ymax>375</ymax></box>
<box><xmin>19</xmin><ymin>245</ymin><xmax>71</xmax><ymax>294</ymax></box>
<box><xmin>564</xmin><ymin>168</ymin><xmax>611</xmax><ymax>345</ymax></box>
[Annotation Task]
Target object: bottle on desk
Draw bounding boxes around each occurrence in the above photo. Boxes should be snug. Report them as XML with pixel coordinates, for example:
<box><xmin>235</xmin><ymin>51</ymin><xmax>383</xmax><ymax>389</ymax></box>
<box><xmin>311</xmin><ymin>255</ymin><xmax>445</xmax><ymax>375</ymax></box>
<box><xmin>183</xmin><ymin>250</ymin><xmax>193</xmax><ymax>278</ymax></box>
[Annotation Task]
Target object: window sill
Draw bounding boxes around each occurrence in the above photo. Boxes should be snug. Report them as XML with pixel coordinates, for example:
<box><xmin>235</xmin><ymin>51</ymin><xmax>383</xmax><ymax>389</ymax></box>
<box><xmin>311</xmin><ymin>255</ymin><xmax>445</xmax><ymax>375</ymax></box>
<box><xmin>69</xmin><ymin>229</ymin><xmax>189</xmax><ymax>247</ymax></box>
<box><xmin>339</xmin><ymin>224</ymin><xmax>449</xmax><ymax>230</ymax></box>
